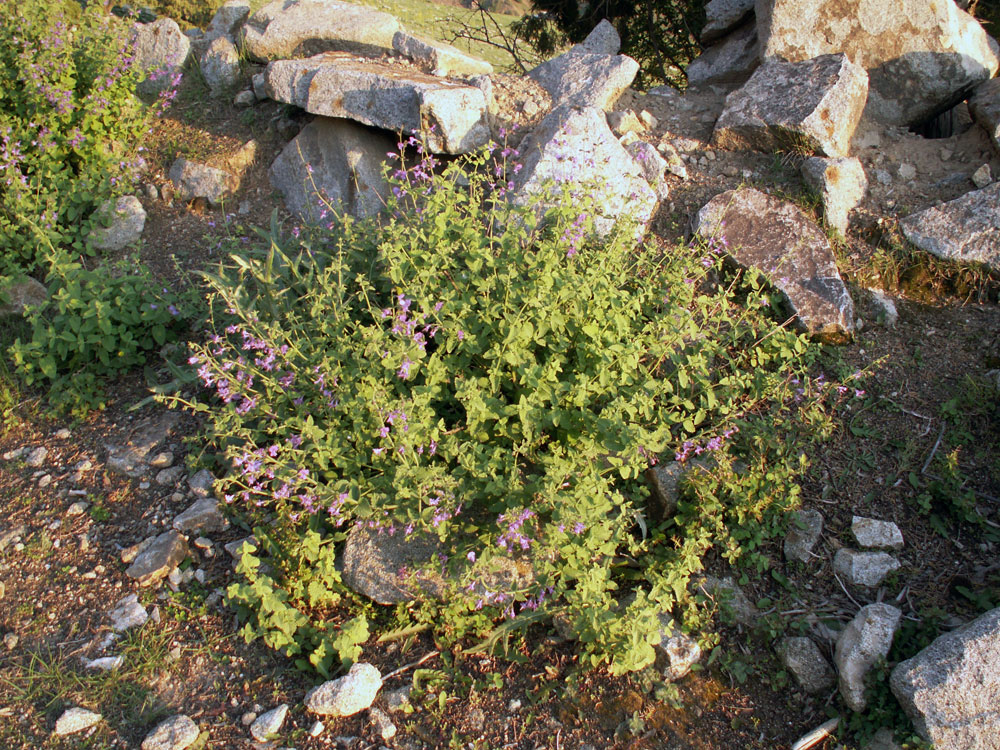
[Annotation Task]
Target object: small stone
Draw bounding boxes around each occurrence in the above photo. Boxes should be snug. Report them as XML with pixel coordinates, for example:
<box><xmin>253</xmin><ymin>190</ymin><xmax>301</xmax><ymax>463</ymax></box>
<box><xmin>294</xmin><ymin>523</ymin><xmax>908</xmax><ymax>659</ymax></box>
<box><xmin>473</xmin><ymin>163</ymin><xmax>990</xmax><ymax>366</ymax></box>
<box><xmin>695</xmin><ymin>575</ymin><xmax>757</xmax><ymax>625</ymax></box>
<box><xmin>109</xmin><ymin>593</ymin><xmax>149</xmax><ymax>632</ymax></box>
<box><xmin>4</xmin><ymin>632</ymin><xmax>18</xmax><ymax>650</ymax></box>
<box><xmin>835</xmin><ymin>603</ymin><xmax>901</xmax><ymax>712</ymax></box>
<box><xmin>866</xmin><ymin>288</ymin><xmax>898</xmax><ymax>327</ymax></box>
<box><xmin>778</xmin><ymin>636</ymin><xmax>835</xmax><ymax>693</ymax></box>
<box><xmin>655</xmin><ymin>614</ymin><xmax>701</xmax><ymax>681</ymax></box>
<box><xmin>141</xmin><ymin>714</ymin><xmax>199</xmax><ymax>750</ymax></box>
<box><xmin>67</xmin><ymin>501</ymin><xmax>89</xmax><ymax>516</ymax></box>
<box><xmin>187</xmin><ymin>469</ymin><xmax>216</xmax><ymax>498</ymax></box>
<box><xmin>83</xmin><ymin>656</ymin><xmax>124</xmax><ymax>671</ymax></box>
<box><xmin>2</xmin><ymin>448</ymin><xmax>25</xmax><ymax>461</ymax></box>
<box><xmin>234</xmin><ymin>89</ymin><xmax>256</xmax><ymax>108</ymax></box>
<box><xmin>193</xmin><ymin>537</ymin><xmax>212</xmax><ymax>551</ymax></box>
<box><xmin>241</xmin><ymin>711</ymin><xmax>258</xmax><ymax>726</ymax></box>
<box><xmin>784</xmin><ymin>509</ymin><xmax>823</xmax><ymax>563</ymax></box>
<box><xmin>833</xmin><ymin>548</ymin><xmax>900</xmax><ymax>588</ymax></box>
<box><xmin>121</xmin><ymin>537</ymin><xmax>155</xmax><ymax>564</ymax></box>
<box><xmin>149</xmin><ymin>452</ymin><xmax>174</xmax><ymax>470</ymax></box>
<box><xmin>125</xmin><ymin>531</ymin><xmax>189</xmax><ymax>586</ymax></box>
<box><xmin>898</xmin><ymin>163</ymin><xmax>917</xmax><ymax>181</ymax></box>
<box><xmin>607</xmin><ymin>109</ymin><xmax>645</xmax><ymax>136</ymax></box>
<box><xmin>383</xmin><ymin>686</ymin><xmax>411</xmax><ymax>712</ymax></box>
<box><xmin>38</xmin><ymin>474</ymin><xmax>52</xmax><ymax>488</ymax></box>
<box><xmin>250</xmin><ymin>704</ymin><xmax>288</xmax><ymax>742</ymax></box>
<box><xmin>25</xmin><ymin>446</ymin><xmax>47</xmax><ymax>468</ymax></box>
<box><xmin>156</xmin><ymin>466</ymin><xmax>185</xmax><ymax>486</ymax></box>
<box><xmin>309</xmin><ymin>721</ymin><xmax>324</xmax><ymax>737</ymax></box>
<box><xmin>87</xmin><ymin>195</ymin><xmax>146</xmax><ymax>251</ymax></box>
<box><xmin>54</xmin><ymin>707</ymin><xmax>102</xmax><ymax>736</ymax></box>
<box><xmin>369</xmin><ymin>707</ymin><xmax>396</xmax><ymax>740</ymax></box>
<box><xmin>173</xmin><ymin>498</ymin><xmax>228</xmax><ymax>534</ymax></box>
<box><xmin>54</xmin><ymin>428</ymin><xmax>71</xmax><ymax>440</ymax></box>
<box><xmin>305</xmin><ymin>663</ymin><xmax>383</xmax><ymax>716</ymax></box>
<box><xmin>851</xmin><ymin>516</ymin><xmax>904</xmax><ymax>550</ymax></box>
<box><xmin>0</xmin><ymin>581</ymin><xmax>5</xmax><ymax>600</ymax></box>
<box><xmin>639</xmin><ymin>109</ymin><xmax>658</xmax><ymax>129</ymax></box>
<box><xmin>972</xmin><ymin>164</ymin><xmax>992</xmax><ymax>189</ymax></box>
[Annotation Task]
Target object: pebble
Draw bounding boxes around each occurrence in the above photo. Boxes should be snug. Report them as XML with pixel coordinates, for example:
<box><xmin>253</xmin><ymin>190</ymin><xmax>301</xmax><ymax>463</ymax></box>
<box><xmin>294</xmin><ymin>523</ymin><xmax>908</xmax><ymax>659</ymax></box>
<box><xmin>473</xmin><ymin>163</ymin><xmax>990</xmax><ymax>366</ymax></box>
<box><xmin>53</xmin><ymin>428</ymin><xmax>71</xmax><ymax>439</ymax></box>
<box><xmin>851</xmin><ymin>516</ymin><xmax>904</xmax><ymax>550</ymax></box>
<box><xmin>67</xmin><ymin>501</ymin><xmax>90</xmax><ymax>516</ymax></box>
<box><xmin>53</xmin><ymin>707</ymin><xmax>102</xmax><ymax>736</ymax></box>
<box><xmin>250</xmin><ymin>704</ymin><xmax>289</xmax><ymax>742</ymax></box>
<box><xmin>156</xmin><ymin>467</ymin><xmax>184</xmax><ymax>486</ymax></box>
<box><xmin>370</xmin><ymin>707</ymin><xmax>396</xmax><ymax>740</ymax></box>
<box><xmin>0</xmin><ymin>581</ymin><xmax>5</xmax><ymax>600</ymax></box>
<box><xmin>972</xmin><ymin>163</ymin><xmax>992</xmax><ymax>188</ymax></box>
<box><xmin>309</xmin><ymin>721</ymin><xmax>324</xmax><ymax>737</ymax></box>
<box><xmin>38</xmin><ymin>474</ymin><xmax>52</xmax><ymax>488</ymax></box>
<box><xmin>109</xmin><ymin>593</ymin><xmax>149</xmax><ymax>632</ymax></box>
<box><xmin>2</xmin><ymin>447</ymin><xmax>25</xmax><ymax>461</ymax></box>
<box><xmin>193</xmin><ymin>537</ymin><xmax>213</xmax><ymax>551</ymax></box>
<box><xmin>140</xmin><ymin>714</ymin><xmax>199</xmax><ymax>750</ymax></box>
<box><xmin>149</xmin><ymin>452</ymin><xmax>174</xmax><ymax>470</ymax></box>
<box><xmin>4</xmin><ymin>632</ymin><xmax>18</xmax><ymax>650</ymax></box>
<box><xmin>898</xmin><ymin>163</ymin><xmax>917</xmax><ymax>180</ymax></box>
<box><xmin>305</xmin><ymin>663</ymin><xmax>383</xmax><ymax>717</ymax></box>
<box><xmin>25</xmin><ymin>446</ymin><xmax>48</xmax><ymax>467</ymax></box>
<box><xmin>83</xmin><ymin>656</ymin><xmax>124</xmax><ymax>671</ymax></box>
<box><xmin>241</xmin><ymin>712</ymin><xmax>258</xmax><ymax>726</ymax></box>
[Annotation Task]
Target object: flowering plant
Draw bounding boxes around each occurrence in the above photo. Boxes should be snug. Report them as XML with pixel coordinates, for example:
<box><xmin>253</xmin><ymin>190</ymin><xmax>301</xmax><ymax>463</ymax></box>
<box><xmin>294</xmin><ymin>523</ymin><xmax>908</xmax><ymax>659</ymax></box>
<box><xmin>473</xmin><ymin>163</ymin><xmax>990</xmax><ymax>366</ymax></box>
<box><xmin>179</xmin><ymin>142</ymin><xmax>827</xmax><ymax>674</ymax></box>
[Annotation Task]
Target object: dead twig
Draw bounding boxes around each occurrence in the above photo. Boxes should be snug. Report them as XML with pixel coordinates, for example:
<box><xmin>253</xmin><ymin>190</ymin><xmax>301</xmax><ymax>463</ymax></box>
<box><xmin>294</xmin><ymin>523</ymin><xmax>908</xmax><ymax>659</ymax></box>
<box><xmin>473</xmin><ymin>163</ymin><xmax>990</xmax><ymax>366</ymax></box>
<box><xmin>921</xmin><ymin>424</ymin><xmax>946</xmax><ymax>474</ymax></box>
<box><xmin>381</xmin><ymin>650</ymin><xmax>440</xmax><ymax>682</ymax></box>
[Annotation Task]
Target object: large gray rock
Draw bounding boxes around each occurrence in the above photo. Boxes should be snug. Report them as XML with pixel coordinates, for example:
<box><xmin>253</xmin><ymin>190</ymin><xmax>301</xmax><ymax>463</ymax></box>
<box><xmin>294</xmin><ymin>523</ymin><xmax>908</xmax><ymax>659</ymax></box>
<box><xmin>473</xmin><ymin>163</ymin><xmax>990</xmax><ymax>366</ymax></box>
<box><xmin>687</xmin><ymin>21</ymin><xmax>760</xmax><ymax>88</ymax></box>
<box><xmin>264</xmin><ymin>53</ymin><xmax>490</xmax><ymax>154</ymax></box>
<box><xmin>242</xmin><ymin>0</ymin><xmax>401</xmax><ymax>61</ymax></box>
<box><xmin>778</xmin><ymin>636</ymin><xmax>836</xmax><ymax>693</ymax></box>
<box><xmin>132</xmin><ymin>18</ymin><xmax>191</xmax><ymax>97</ymax></box>
<box><xmin>87</xmin><ymin>195</ymin><xmax>146</xmax><ymax>252</ymax></box>
<box><xmin>527</xmin><ymin>53</ymin><xmax>638</xmax><ymax>111</ymax></box>
<box><xmin>801</xmin><ymin>156</ymin><xmax>867</xmax><ymax>236</ymax></box>
<box><xmin>141</xmin><ymin>714</ymin><xmax>199</xmax><ymax>750</ymax></box>
<box><xmin>0</xmin><ymin>276</ymin><xmax>47</xmax><ymax>317</ymax></box>
<box><xmin>206</xmin><ymin>0</ymin><xmax>251</xmax><ymax>42</ymax></box>
<box><xmin>199</xmin><ymin>35</ymin><xmax>241</xmax><ymax>96</ymax></box>
<box><xmin>900</xmin><ymin>182</ymin><xmax>1000</xmax><ymax>271</ymax></box>
<box><xmin>305</xmin><ymin>663</ymin><xmax>382</xmax><ymax>716</ymax></box>
<box><xmin>392</xmin><ymin>32</ymin><xmax>493</xmax><ymax>77</ymax></box>
<box><xmin>784</xmin><ymin>508</ymin><xmax>824</xmax><ymax>563</ymax></box>
<box><xmin>890</xmin><ymin>607</ymin><xmax>1000</xmax><ymax>749</ymax></box>
<box><xmin>269</xmin><ymin>117</ymin><xmax>392</xmax><ymax>222</ymax></box>
<box><xmin>692</xmin><ymin>188</ymin><xmax>855</xmax><ymax>340</ymax></box>
<box><xmin>834</xmin><ymin>603</ymin><xmax>901</xmax><ymax>712</ymax></box>
<box><xmin>712</xmin><ymin>53</ymin><xmax>868</xmax><ymax>158</ymax></box>
<box><xmin>755</xmin><ymin>0</ymin><xmax>1000</xmax><ymax>126</ymax></box>
<box><xmin>168</xmin><ymin>158</ymin><xmax>238</xmax><ymax>207</ymax></box>
<box><xmin>510</xmin><ymin>105</ymin><xmax>659</xmax><ymax>239</ymax></box>
<box><xmin>125</xmin><ymin>531</ymin><xmax>189</xmax><ymax>586</ymax></box>
<box><xmin>970</xmin><ymin>78</ymin><xmax>1000</xmax><ymax>153</ymax></box>
<box><xmin>833</xmin><ymin>548</ymin><xmax>900</xmax><ymax>588</ymax></box>
<box><xmin>702</xmin><ymin>0</ymin><xmax>756</xmax><ymax>43</ymax></box>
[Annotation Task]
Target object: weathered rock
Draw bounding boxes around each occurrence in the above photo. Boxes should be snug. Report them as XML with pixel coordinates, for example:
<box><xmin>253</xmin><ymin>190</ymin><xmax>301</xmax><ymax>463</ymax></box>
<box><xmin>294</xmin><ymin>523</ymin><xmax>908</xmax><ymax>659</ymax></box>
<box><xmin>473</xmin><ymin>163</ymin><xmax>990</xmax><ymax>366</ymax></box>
<box><xmin>608</xmin><ymin>110</ymin><xmax>645</xmax><ymax>136</ymax></box>
<box><xmin>233</xmin><ymin>89</ymin><xmax>256</xmax><ymax>107</ymax></box>
<box><xmin>801</xmin><ymin>156</ymin><xmax>867</xmax><ymax>236</ymax></box>
<box><xmin>24</xmin><ymin>446</ymin><xmax>47</xmax><ymax>468</ymax></box>
<box><xmin>392</xmin><ymin>32</ymin><xmax>493</xmax><ymax>77</ymax></box>
<box><xmin>695</xmin><ymin>575</ymin><xmax>758</xmax><ymax>625</ymax></box>
<box><xmin>0</xmin><ymin>276</ymin><xmax>47</xmax><ymax>317</ymax></box>
<box><xmin>199</xmin><ymin>35</ymin><xmax>241</xmax><ymax>96</ymax></box>
<box><xmin>778</xmin><ymin>636</ymin><xmax>836</xmax><ymax>693</ymax></box>
<box><xmin>755</xmin><ymin>0</ymin><xmax>1000</xmax><ymax>126</ymax></box>
<box><xmin>133</xmin><ymin>18</ymin><xmax>191</xmax><ymax>97</ymax></box>
<box><xmin>658</xmin><ymin>140</ymin><xmax>689</xmax><ymax>179</ymax></box>
<box><xmin>109</xmin><ymin>593</ymin><xmax>149</xmax><ymax>631</ymax></box>
<box><xmin>687</xmin><ymin>21</ymin><xmax>760</xmax><ymax>88</ymax></box>
<box><xmin>141</xmin><ymin>714</ymin><xmax>199</xmax><ymax>750</ymax></box>
<box><xmin>383</xmin><ymin>686</ymin><xmax>412</xmax><ymax>712</ymax></box>
<box><xmin>784</xmin><ymin>510</ymin><xmax>823</xmax><ymax>563</ymax></box>
<box><xmin>83</xmin><ymin>655</ymin><xmax>124</xmax><ymax>671</ymax></box>
<box><xmin>305</xmin><ymin>663</ymin><xmax>383</xmax><ymax>716</ymax></box>
<box><xmin>510</xmin><ymin>105</ymin><xmax>658</xmax><ymax>238</ymax></box>
<box><xmin>865</xmin><ymin>728</ymin><xmax>904</xmax><ymax>750</ymax></box>
<box><xmin>87</xmin><ymin>195</ymin><xmax>146</xmax><ymax>252</ymax></box>
<box><xmin>655</xmin><ymin>613</ymin><xmax>702</xmax><ymax>681</ymax></box>
<box><xmin>972</xmin><ymin>163</ymin><xmax>993</xmax><ymax>188</ymax></box>
<box><xmin>108</xmin><ymin>412</ymin><xmax>180</xmax><ymax>476</ymax></box>
<box><xmin>242</xmin><ymin>0</ymin><xmax>401</xmax><ymax>61</ymax></box>
<box><xmin>206</xmin><ymin>0</ymin><xmax>250</xmax><ymax>42</ymax></box>
<box><xmin>527</xmin><ymin>48</ymin><xmax>638</xmax><ymax>111</ymax></box>
<box><xmin>125</xmin><ymin>531</ymin><xmax>189</xmax><ymax>586</ymax></box>
<box><xmin>156</xmin><ymin>466</ymin><xmax>184</xmax><ymax>486</ymax></box>
<box><xmin>173</xmin><ymin>498</ymin><xmax>228</xmax><ymax>534</ymax></box>
<box><xmin>370</xmin><ymin>706</ymin><xmax>397</xmax><ymax>740</ymax></box>
<box><xmin>270</xmin><ymin>117</ymin><xmax>393</xmax><ymax>222</ymax></box>
<box><xmin>712</xmin><ymin>54</ymin><xmax>868</xmax><ymax>158</ymax></box>
<box><xmin>625</xmin><ymin>141</ymin><xmax>671</xmax><ymax>200</ymax></box>
<box><xmin>250</xmin><ymin>704</ymin><xmax>288</xmax><ymax>742</ymax></box>
<box><xmin>692</xmin><ymin>188</ymin><xmax>855</xmax><ymax>340</ymax></box>
<box><xmin>187</xmin><ymin>469</ymin><xmax>216</xmax><ymax>498</ymax></box>
<box><xmin>702</xmin><ymin>0</ymin><xmax>756</xmax><ymax>43</ymax></box>
<box><xmin>834</xmin><ymin>548</ymin><xmax>900</xmax><ymax>587</ymax></box>
<box><xmin>834</xmin><ymin>603</ymin><xmax>901</xmax><ymax>712</ymax></box>
<box><xmin>576</xmin><ymin>19</ymin><xmax>621</xmax><ymax>55</ymax></box>
<box><xmin>899</xmin><ymin>182</ymin><xmax>1000</xmax><ymax>272</ymax></box>
<box><xmin>168</xmin><ymin>158</ymin><xmax>238</xmax><ymax>207</ymax></box>
<box><xmin>851</xmin><ymin>516</ymin><xmax>904</xmax><ymax>550</ymax></box>
<box><xmin>865</xmin><ymin>288</ymin><xmax>898</xmax><ymax>327</ymax></box>
<box><xmin>54</xmin><ymin>707</ymin><xmax>102</xmax><ymax>736</ymax></box>
<box><xmin>890</xmin><ymin>607</ymin><xmax>1000</xmax><ymax>749</ymax></box>
<box><xmin>970</xmin><ymin>78</ymin><xmax>1000</xmax><ymax>153</ymax></box>
<box><xmin>264</xmin><ymin>53</ymin><xmax>490</xmax><ymax>154</ymax></box>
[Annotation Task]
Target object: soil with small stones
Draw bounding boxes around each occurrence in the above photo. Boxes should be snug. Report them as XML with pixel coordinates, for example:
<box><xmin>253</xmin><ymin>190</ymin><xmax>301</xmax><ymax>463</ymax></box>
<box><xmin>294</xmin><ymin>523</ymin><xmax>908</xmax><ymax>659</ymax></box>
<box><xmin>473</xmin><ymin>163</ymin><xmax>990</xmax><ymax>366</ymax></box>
<box><xmin>1</xmin><ymin>64</ymin><xmax>999</xmax><ymax>750</ymax></box>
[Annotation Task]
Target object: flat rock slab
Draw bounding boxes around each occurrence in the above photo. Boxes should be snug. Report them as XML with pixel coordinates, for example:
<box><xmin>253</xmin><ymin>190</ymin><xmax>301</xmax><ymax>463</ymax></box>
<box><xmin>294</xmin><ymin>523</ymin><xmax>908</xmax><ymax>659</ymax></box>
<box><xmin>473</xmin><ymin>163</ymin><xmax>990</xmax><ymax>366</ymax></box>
<box><xmin>833</xmin><ymin>548</ymin><xmax>900</xmax><ymax>587</ymax></box>
<box><xmin>54</xmin><ymin>707</ymin><xmax>102</xmax><ymax>736</ymax></box>
<box><xmin>169</xmin><ymin>158</ymin><xmax>239</xmax><ymax>207</ymax></box>
<box><xmin>692</xmin><ymin>188</ymin><xmax>855</xmax><ymax>340</ymax></box>
<box><xmin>899</xmin><ymin>182</ymin><xmax>1000</xmax><ymax>272</ymax></box>
<box><xmin>305</xmin><ymin>662</ymin><xmax>382</xmax><ymax>716</ymax></box>
<box><xmin>264</xmin><ymin>53</ymin><xmax>489</xmax><ymax>154</ymax></box>
<box><xmin>756</xmin><ymin>0</ymin><xmax>1000</xmax><ymax>126</ymax></box>
<box><xmin>141</xmin><ymin>714</ymin><xmax>199</xmax><ymax>750</ymax></box>
<box><xmin>702</xmin><ymin>0</ymin><xmax>756</xmax><ymax>43</ymax></box>
<box><xmin>835</xmin><ymin>603</ymin><xmax>901</xmax><ymax>712</ymax></box>
<box><xmin>392</xmin><ymin>32</ymin><xmax>493</xmax><ymax>77</ymax></box>
<box><xmin>851</xmin><ymin>516</ymin><xmax>904</xmax><ymax>549</ymax></box>
<box><xmin>126</xmin><ymin>531</ymin><xmax>188</xmax><ymax>586</ymax></box>
<box><xmin>242</xmin><ymin>0</ymin><xmax>401</xmax><ymax>61</ymax></box>
<box><xmin>970</xmin><ymin>78</ymin><xmax>1000</xmax><ymax>153</ymax></box>
<box><xmin>712</xmin><ymin>53</ymin><xmax>868</xmax><ymax>158</ymax></box>
<box><xmin>687</xmin><ymin>21</ymin><xmax>760</xmax><ymax>88</ymax></box>
<box><xmin>527</xmin><ymin>50</ymin><xmax>638</xmax><ymax>111</ymax></box>
<box><xmin>270</xmin><ymin>117</ymin><xmax>393</xmax><ymax>222</ymax></box>
<box><xmin>172</xmin><ymin>498</ymin><xmax>228</xmax><ymax>534</ymax></box>
<box><xmin>891</xmin><ymin>606</ymin><xmax>1000</xmax><ymax>749</ymax></box>
<box><xmin>510</xmin><ymin>105</ymin><xmax>658</xmax><ymax>239</ymax></box>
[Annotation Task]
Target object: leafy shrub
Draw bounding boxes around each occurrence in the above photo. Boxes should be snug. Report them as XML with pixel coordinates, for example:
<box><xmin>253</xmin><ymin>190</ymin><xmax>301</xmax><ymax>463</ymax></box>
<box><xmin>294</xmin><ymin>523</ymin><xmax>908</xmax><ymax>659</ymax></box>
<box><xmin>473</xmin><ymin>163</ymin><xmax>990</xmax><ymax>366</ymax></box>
<box><xmin>0</xmin><ymin>1</ymin><xmax>150</xmax><ymax>276</ymax></box>
<box><xmin>9</xmin><ymin>256</ymin><xmax>192</xmax><ymax>413</ymax></box>
<box><xmin>146</xmin><ymin>0</ymin><xmax>223</xmax><ymax>29</ymax></box>
<box><xmin>177</xmin><ymin>144</ymin><xmax>835</xmax><ymax>674</ymax></box>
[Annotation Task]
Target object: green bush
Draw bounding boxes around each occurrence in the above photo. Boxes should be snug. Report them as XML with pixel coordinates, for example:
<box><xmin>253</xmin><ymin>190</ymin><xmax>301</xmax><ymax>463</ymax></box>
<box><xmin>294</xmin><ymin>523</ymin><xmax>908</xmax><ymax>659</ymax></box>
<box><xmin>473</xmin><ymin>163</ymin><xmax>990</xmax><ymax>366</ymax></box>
<box><xmin>177</xmin><ymin>144</ymin><xmax>837</xmax><ymax>674</ymax></box>
<box><xmin>9</xmin><ymin>256</ymin><xmax>192</xmax><ymax>413</ymax></box>
<box><xmin>0</xmin><ymin>1</ymin><xmax>151</xmax><ymax>276</ymax></box>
